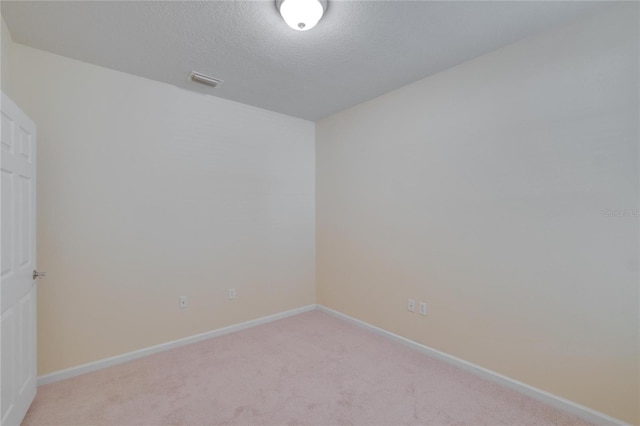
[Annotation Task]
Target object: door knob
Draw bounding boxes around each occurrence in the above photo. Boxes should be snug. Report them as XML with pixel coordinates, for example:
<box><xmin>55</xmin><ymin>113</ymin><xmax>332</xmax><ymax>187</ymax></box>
<box><xmin>33</xmin><ymin>270</ymin><xmax>46</xmax><ymax>280</ymax></box>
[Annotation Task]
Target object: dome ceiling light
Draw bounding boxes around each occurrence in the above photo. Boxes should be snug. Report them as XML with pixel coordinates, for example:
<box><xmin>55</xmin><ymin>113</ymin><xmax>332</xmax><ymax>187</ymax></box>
<box><xmin>277</xmin><ymin>0</ymin><xmax>327</xmax><ymax>31</ymax></box>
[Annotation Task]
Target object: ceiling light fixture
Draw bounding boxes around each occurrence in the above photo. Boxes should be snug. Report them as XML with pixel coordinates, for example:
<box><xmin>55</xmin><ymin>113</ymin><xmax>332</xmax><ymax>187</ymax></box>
<box><xmin>277</xmin><ymin>0</ymin><xmax>326</xmax><ymax>31</ymax></box>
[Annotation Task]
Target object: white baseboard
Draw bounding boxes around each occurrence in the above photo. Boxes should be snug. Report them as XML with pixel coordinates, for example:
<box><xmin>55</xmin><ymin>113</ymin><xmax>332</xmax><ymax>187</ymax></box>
<box><xmin>37</xmin><ymin>303</ymin><xmax>628</xmax><ymax>426</ymax></box>
<box><xmin>315</xmin><ymin>304</ymin><xmax>628</xmax><ymax>426</ymax></box>
<box><xmin>37</xmin><ymin>304</ymin><xmax>316</xmax><ymax>386</ymax></box>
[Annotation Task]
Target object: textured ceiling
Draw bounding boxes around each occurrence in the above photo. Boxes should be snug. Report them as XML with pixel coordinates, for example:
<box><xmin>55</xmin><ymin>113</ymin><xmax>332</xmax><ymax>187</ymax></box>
<box><xmin>2</xmin><ymin>1</ymin><xmax>611</xmax><ymax>121</ymax></box>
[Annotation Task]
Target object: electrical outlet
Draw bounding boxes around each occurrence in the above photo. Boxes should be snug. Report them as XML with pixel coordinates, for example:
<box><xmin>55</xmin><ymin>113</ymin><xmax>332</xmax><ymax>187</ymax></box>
<box><xmin>407</xmin><ymin>298</ymin><xmax>415</xmax><ymax>312</ymax></box>
<box><xmin>228</xmin><ymin>288</ymin><xmax>236</xmax><ymax>300</ymax></box>
<box><xmin>179</xmin><ymin>296</ymin><xmax>188</xmax><ymax>309</ymax></box>
<box><xmin>419</xmin><ymin>301</ymin><xmax>427</xmax><ymax>315</ymax></box>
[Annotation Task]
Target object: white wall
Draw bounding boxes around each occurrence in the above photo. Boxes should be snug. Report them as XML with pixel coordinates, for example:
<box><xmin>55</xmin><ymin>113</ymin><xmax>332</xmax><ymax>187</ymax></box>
<box><xmin>317</xmin><ymin>4</ymin><xmax>638</xmax><ymax>424</ymax></box>
<box><xmin>8</xmin><ymin>43</ymin><xmax>315</xmax><ymax>375</ymax></box>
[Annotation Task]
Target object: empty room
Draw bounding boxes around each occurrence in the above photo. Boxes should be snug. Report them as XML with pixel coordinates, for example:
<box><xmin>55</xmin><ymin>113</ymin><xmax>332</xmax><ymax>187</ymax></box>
<box><xmin>0</xmin><ymin>1</ymin><xmax>638</xmax><ymax>425</ymax></box>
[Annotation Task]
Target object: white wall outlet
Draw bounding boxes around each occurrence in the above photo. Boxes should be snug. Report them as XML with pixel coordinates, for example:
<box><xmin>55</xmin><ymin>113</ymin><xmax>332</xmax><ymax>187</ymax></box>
<box><xmin>408</xmin><ymin>298</ymin><xmax>415</xmax><ymax>312</ymax></box>
<box><xmin>419</xmin><ymin>301</ymin><xmax>427</xmax><ymax>315</ymax></box>
<box><xmin>228</xmin><ymin>288</ymin><xmax>236</xmax><ymax>300</ymax></box>
<box><xmin>179</xmin><ymin>296</ymin><xmax>188</xmax><ymax>309</ymax></box>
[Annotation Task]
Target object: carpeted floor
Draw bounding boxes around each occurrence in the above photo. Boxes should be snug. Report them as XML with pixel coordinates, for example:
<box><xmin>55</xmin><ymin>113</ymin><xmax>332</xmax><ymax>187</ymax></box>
<box><xmin>23</xmin><ymin>310</ymin><xmax>591</xmax><ymax>425</ymax></box>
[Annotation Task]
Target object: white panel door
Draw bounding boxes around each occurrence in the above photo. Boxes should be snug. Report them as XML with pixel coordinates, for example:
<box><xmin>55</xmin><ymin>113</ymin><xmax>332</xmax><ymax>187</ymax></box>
<box><xmin>0</xmin><ymin>92</ymin><xmax>37</xmax><ymax>426</ymax></box>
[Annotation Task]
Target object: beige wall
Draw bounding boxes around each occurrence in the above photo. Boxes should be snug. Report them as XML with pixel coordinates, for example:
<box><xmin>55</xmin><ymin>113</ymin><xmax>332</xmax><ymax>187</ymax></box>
<box><xmin>317</xmin><ymin>4</ymin><xmax>638</xmax><ymax>424</ymax></box>
<box><xmin>1</xmin><ymin>16</ymin><xmax>14</xmax><ymax>97</ymax></box>
<box><xmin>8</xmin><ymin>44</ymin><xmax>315</xmax><ymax>375</ymax></box>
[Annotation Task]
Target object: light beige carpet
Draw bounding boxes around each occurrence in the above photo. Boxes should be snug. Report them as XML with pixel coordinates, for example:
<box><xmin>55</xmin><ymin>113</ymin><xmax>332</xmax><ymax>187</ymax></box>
<box><xmin>23</xmin><ymin>310</ymin><xmax>592</xmax><ymax>425</ymax></box>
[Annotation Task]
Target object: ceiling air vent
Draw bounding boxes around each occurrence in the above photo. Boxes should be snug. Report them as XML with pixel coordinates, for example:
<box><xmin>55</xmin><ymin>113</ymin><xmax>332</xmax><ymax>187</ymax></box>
<box><xmin>188</xmin><ymin>71</ymin><xmax>222</xmax><ymax>88</ymax></box>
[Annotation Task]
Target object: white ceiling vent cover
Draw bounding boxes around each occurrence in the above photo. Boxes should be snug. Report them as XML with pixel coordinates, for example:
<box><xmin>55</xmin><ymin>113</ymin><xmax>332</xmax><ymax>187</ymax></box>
<box><xmin>188</xmin><ymin>71</ymin><xmax>223</xmax><ymax>88</ymax></box>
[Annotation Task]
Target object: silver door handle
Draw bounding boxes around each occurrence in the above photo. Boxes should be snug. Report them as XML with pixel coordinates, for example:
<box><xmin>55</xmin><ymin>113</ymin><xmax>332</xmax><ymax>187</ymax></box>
<box><xmin>33</xmin><ymin>270</ymin><xmax>46</xmax><ymax>280</ymax></box>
